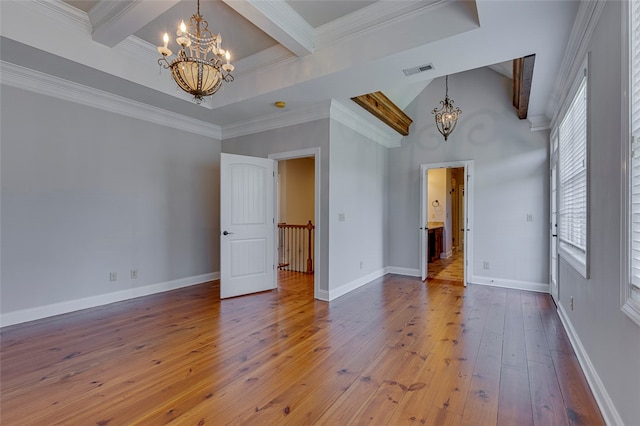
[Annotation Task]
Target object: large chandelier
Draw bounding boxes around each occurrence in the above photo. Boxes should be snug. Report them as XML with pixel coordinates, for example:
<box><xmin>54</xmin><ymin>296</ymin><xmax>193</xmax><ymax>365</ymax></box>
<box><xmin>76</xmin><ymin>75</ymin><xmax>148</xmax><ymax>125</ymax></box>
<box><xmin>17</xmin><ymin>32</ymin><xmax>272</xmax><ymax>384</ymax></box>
<box><xmin>157</xmin><ymin>0</ymin><xmax>234</xmax><ymax>104</ymax></box>
<box><xmin>432</xmin><ymin>75</ymin><xmax>461</xmax><ymax>141</ymax></box>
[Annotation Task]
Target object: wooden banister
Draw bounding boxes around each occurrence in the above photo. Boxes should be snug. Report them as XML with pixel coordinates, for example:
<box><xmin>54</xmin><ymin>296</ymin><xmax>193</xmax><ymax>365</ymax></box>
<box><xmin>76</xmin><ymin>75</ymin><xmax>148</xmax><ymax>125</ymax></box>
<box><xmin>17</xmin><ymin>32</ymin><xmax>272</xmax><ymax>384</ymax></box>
<box><xmin>278</xmin><ymin>221</ymin><xmax>315</xmax><ymax>273</ymax></box>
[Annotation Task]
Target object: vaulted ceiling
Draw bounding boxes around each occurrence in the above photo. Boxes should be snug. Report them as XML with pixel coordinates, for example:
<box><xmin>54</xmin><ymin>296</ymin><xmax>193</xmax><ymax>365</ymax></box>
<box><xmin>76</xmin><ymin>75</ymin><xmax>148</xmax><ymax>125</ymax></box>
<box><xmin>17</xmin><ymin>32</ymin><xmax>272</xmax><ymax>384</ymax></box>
<box><xmin>0</xmin><ymin>0</ymin><xmax>579</xmax><ymax>133</ymax></box>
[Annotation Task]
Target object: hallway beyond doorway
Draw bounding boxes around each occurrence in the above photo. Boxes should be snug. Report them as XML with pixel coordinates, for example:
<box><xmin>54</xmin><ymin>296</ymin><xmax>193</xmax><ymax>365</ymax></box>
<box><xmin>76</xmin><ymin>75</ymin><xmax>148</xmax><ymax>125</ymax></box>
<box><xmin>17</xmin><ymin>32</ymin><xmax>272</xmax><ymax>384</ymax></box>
<box><xmin>427</xmin><ymin>248</ymin><xmax>464</xmax><ymax>283</ymax></box>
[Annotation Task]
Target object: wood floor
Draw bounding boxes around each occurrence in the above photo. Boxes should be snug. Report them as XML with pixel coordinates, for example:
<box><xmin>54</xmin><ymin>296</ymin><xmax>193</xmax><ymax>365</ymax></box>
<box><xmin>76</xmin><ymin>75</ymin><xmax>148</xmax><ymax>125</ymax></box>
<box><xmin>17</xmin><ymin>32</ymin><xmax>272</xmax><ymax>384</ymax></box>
<box><xmin>428</xmin><ymin>248</ymin><xmax>464</xmax><ymax>282</ymax></box>
<box><xmin>1</xmin><ymin>272</ymin><xmax>603</xmax><ymax>425</ymax></box>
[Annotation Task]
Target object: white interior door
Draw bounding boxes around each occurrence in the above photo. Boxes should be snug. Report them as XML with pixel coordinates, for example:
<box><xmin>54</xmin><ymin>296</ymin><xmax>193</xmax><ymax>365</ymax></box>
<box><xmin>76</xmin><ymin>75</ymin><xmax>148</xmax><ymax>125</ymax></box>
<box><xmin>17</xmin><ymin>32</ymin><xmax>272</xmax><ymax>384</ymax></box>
<box><xmin>420</xmin><ymin>165</ymin><xmax>429</xmax><ymax>281</ymax></box>
<box><xmin>220</xmin><ymin>153</ymin><xmax>276</xmax><ymax>299</ymax></box>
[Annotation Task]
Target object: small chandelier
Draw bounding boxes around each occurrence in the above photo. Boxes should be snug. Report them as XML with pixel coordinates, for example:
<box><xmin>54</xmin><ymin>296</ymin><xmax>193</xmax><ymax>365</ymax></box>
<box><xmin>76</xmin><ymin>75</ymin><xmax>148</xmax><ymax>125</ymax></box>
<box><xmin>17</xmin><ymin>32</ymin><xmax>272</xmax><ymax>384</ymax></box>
<box><xmin>432</xmin><ymin>75</ymin><xmax>461</xmax><ymax>141</ymax></box>
<box><xmin>157</xmin><ymin>0</ymin><xmax>234</xmax><ymax>104</ymax></box>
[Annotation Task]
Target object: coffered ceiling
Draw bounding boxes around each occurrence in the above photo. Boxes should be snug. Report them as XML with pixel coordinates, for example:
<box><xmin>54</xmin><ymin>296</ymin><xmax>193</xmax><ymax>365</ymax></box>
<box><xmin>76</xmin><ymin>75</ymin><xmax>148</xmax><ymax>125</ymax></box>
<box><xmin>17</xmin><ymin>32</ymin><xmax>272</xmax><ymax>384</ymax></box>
<box><xmin>0</xmin><ymin>0</ymin><xmax>580</xmax><ymax>133</ymax></box>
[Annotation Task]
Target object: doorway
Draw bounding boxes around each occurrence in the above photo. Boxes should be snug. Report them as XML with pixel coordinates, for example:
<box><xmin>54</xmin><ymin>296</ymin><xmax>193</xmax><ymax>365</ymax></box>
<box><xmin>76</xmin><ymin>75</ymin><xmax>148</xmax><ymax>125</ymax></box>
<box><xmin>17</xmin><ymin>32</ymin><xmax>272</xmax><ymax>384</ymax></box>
<box><xmin>269</xmin><ymin>148</ymin><xmax>320</xmax><ymax>299</ymax></box>
<box><xmin>420</xmin><ymin>161</ymin><xmax>474</xmax><ymax>285</ymax></box>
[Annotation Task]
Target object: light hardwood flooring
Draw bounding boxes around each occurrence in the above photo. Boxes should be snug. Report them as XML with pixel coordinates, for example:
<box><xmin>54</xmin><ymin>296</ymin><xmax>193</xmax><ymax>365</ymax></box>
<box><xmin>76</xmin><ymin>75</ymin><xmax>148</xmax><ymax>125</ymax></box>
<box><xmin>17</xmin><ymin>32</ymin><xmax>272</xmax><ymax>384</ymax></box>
<box><xmin>428</xmin><ymin>248</ymin><xmax>465</xmax><ymax>282</ymax></box>
<box><xmin>0</xmin><ymin>271</ymin><xmax>603</xmax><ymax>425</ymax></box>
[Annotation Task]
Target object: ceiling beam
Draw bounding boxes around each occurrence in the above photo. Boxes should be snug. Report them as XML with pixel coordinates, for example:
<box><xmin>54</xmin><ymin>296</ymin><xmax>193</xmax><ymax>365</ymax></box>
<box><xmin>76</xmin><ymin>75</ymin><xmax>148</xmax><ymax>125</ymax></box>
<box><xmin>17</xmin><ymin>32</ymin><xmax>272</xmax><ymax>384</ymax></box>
<box><xmin>351</xmin><ymin>92</ymin><xmax>413</xmax><ymax>136</ymax></box>
<box><xmin>512</xmin><ymin>54</ymin><xmax>536</xmax><ymax>119</ymax></box>
<box><xmin>221</xmin><ymin>0</ymin><xmax>314</xmax><ymax>57</ymax></box>
<box><xmin>89</xmin><ymin>0</ymin><xmax>179</xmax><ymax>48</ymax></box>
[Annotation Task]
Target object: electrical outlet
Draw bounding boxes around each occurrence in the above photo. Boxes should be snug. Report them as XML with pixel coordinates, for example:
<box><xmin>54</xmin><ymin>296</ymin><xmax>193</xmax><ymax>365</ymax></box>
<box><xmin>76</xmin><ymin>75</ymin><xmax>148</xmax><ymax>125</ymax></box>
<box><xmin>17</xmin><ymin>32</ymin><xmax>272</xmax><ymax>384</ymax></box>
<box><xmin>570</xmin><ymin>296</ymin><xmax>574</xmax><ymax>311</ymax></box>
<box><xmin>130</xmin><ymin>269</ymin><xmax>138</xmax><ymax>279</ymax></box>
<box><xmin>483</xmin><ymin>261</ymin><xmax>490</xmax><ymax>270</ymax></box>
<box><xmin>527</xmin><ymin>213</ymin><xmax>533</xmax><ymax>222</ymax></box>
<box><xmin>359</xmin><ymin>261</ymin><xmax>364</xmax><ymax>270</ymax></box>
<box><xmin>109</xmin><ymin>272</ymin><xmax>117</xmax><ymax>282</ymax></box>
<box><xmin>338</xmin><ymin>213</ymin><xmax>346</xmax><ymax>222</ymax></box>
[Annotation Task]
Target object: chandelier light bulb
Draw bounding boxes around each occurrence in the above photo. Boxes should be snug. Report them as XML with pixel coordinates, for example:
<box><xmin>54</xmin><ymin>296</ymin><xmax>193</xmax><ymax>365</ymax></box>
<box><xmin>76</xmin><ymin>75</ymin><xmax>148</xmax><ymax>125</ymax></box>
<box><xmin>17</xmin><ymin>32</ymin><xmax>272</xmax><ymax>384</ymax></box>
<box><xmin>162</xmin><ymin>33</ymin><xmax>169</xmax><ymax>48</ymax></box>
<box><xmin>179</xmin><ymin>21</ymin><xmax>187</xmax><ymax>34</ymax></box>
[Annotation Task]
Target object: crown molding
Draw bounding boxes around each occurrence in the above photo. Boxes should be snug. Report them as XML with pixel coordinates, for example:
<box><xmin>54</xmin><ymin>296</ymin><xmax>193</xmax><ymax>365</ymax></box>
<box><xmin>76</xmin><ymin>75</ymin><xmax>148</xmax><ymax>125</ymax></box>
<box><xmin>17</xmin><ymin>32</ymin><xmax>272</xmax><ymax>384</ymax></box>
<box><xmin>0</xmin><ymin>61</ymin><xmax>222</xmax><ymax>140</ymax></box>
<box><xmin>118</xmin><ymin>35</ymin><xmax>166</xmax><ymax>64</ymax></box>
<box><xmin>222</xmin><ymin>101</ymin><xmax>331</xmax><ymax>139</ymax></box>
<box><xmin>88</xmin><ymin>0</ymin><xmax>137</xmax><ymax>35</ymax></box>
<box><xmin>25</xmin><ymin>0</ymin><xmax>92</xmax><ymax>33</ymax></box>
<box><xmin>528</xmin><ymin>114</ymin><xmax>551</xmax><ymax>132</ymax></box>
<box><xmin>547</xmin><ymin>0</ymin><xmax>606</xmax><ymax>128</ymax></box>
<box><xmin>329</xmin><ymin>100</ymin><xmax>402</xmax><ymax>148</ymax></box>
<box><xmin>316</xmin><ymin>0</ymin><xmax>446</xmax><ymax>49</ymax></box>
<box><xmin>233</xmin><ymin>44</ymin><xmax>297</xmax><ymax>78</ymax></box>
<box><xmin>222</xmin><ymin>99</ymin><xmax>402</xmax><ymax>147</ymax></box>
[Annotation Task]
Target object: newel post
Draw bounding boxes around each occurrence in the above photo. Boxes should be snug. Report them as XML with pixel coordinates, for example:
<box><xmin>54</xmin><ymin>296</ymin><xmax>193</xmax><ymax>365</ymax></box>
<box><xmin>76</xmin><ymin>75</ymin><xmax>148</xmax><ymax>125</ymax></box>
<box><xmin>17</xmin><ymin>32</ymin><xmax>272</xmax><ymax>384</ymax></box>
<box><xmin>306</xmin><ymin>220</ymin><xmax>314</xmax><ymax>273</ymax></box>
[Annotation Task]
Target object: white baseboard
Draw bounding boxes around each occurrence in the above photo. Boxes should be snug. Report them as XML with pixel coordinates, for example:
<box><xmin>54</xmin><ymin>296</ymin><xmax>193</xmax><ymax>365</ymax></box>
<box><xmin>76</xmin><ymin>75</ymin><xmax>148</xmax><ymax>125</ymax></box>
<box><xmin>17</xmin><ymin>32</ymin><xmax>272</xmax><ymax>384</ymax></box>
<box><xmin>440</xmin><ymin>250</ymin><xmax>453</xmax><ymax>259</ymax></box>
<box><xmin>557</xmin><ymin>304</ymin><xmax>623</xmax><ymax>426</ymax></box>
<box><xmin>0</xmin><ymin>272</ymin><xmax>220</xmax><ymax>328</ymax></box>
<box><xmin>469</xmin><ymin>275</ymin><xmax>549</xmax><ymax>293</ymax></box>
<box><xmin>316</xmin><ymin>289</ymin><xmax>330</xmax><ymax>302</ymax></box>
<box><xmin>328</xmin><ymin>268</ymin><xmax>387</xmax><ymax>301</ymax></box>
<box><xmin>386</xmin><ymin>266</ymin><xmax>421</xmax><ymax>277</ymax></box>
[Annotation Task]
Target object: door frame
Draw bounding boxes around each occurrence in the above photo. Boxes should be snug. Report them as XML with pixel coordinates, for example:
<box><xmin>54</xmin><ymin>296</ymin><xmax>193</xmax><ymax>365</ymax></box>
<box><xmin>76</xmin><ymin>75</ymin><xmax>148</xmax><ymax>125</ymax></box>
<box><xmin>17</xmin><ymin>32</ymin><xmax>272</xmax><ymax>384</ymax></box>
<box><xmin>549</xmin><ymin>133</ymin><xmax>560</xmax><ymax>303</ymax></box>
<box><xmin>269</xmin><ymin>148</ymin><xmax>321</xmax><ymax>300</ymax></box>
<box><xmin>420</xmin><ymin>160</ymin><xmax>474</xmax><ymax>284</ymax></box>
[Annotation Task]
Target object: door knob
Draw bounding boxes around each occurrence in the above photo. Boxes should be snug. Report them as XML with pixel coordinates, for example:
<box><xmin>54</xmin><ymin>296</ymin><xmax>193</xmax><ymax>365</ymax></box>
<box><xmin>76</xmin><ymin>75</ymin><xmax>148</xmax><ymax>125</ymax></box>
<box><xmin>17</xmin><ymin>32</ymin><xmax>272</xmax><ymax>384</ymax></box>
<box><xmin>222</xmin><ymin>230</ymin><xmax>234</xmax><ymax>236</ymax></box>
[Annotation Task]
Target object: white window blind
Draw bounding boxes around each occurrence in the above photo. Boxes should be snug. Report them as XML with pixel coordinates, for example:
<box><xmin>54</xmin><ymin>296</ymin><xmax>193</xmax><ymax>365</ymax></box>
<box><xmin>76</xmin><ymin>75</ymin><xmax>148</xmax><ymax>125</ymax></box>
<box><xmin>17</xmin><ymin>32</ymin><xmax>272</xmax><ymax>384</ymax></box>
<box><xmin>558</xmin><ymin>75</ymin><xmax>587</xmax><ymax>256</ymax></box>
<box><xmin>629</xmin><ymin>0</ymin><xmax>640</xmax><ymax>304</ymax></box>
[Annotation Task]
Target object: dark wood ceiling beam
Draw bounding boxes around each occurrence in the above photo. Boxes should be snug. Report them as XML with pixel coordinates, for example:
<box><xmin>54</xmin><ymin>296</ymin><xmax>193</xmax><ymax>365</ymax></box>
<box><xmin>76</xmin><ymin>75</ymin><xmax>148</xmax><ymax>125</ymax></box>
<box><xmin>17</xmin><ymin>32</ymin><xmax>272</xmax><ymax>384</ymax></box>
<box><xmin>512</xmin><ymin>54</ymin><xmax>536</xmax><ymax>120</ymax></box>
<box><xmin>351</xmin><ymin>92</ymin><xmax>413</xmax><ymax>136</ymax></box>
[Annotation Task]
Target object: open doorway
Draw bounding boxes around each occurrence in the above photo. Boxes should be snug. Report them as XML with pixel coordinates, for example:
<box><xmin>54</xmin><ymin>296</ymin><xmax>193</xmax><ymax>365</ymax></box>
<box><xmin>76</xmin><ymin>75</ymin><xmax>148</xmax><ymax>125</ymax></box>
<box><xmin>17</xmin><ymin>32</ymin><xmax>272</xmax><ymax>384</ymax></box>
<box><xmin>420</xmin><ymin>161</ymin><xmax>474</xmax><ymax>285</ymax></box>
<box><xmin>269</xmin><ymin>149</ymin><xmax>320</xmax><ymax>298</ymax></box>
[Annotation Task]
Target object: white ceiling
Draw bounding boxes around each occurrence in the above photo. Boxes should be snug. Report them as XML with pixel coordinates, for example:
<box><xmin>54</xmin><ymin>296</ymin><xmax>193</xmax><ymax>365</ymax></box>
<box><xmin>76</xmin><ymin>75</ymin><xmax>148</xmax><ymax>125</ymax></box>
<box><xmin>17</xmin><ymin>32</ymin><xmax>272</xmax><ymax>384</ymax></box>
<box><xmin>0</xmin><ymin>0</ymin><xmax>580</xmax><ymax>131</ymax></box>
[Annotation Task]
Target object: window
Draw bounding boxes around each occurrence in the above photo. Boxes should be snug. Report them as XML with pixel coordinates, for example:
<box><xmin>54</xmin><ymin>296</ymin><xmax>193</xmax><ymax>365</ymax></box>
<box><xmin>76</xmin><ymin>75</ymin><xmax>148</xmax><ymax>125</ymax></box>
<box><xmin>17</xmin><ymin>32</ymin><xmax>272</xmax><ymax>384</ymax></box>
<box><xmin>558</xmin><ymin>67</ymin><xmax>588</xmax><ymax>278</ymax></box>
<box><xmin>623</xmin><ymin>0</ymin><xmax>640</xmax><ymax>326</ymax></box>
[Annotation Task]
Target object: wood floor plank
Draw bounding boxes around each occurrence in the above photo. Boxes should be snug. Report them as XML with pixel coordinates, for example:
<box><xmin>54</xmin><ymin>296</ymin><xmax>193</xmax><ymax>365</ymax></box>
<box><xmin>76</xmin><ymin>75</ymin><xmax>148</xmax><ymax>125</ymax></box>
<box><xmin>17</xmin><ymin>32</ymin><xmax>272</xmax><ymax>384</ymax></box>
<box><xmin>550</xmin><ymin>350</ymin><xmax>605</xmax><ymax>425</ymax></box>
<box><xmin>522</xmin><ymin>291</ymin><xmax>554</xmax><ymax>366</ymax></box>
<box><xmin>498</xmin><ymin>364</ymin><xmax>534</xmax><ymax>426</ymax></box>
<box><xmin>0</xmin><ymin>273</ymin><xmax>604</xmax><ymax>425</ymax></box>
<box><xmin>528</xmin><ymin>360</ymin><xmax>570</xmax><ymax>426</ymax></box>
<box><xmin>502</xmin><ymin>290</ymin><xmax>527</xmax><ymax>370</ymax></box>
<box><xmin>460</xmin><ymin>287</ymin><xmax>505</xmax><ymax>425</ymax></box>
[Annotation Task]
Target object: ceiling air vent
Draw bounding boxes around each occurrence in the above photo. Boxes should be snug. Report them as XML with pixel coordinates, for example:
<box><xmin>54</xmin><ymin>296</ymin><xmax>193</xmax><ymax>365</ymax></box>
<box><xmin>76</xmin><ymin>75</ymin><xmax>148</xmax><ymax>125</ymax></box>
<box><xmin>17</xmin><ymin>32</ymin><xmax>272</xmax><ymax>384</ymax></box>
<box><xmin>403</xmin><ymin>63</ymin><xmax>434</xmax><ymax>77</ymax></box>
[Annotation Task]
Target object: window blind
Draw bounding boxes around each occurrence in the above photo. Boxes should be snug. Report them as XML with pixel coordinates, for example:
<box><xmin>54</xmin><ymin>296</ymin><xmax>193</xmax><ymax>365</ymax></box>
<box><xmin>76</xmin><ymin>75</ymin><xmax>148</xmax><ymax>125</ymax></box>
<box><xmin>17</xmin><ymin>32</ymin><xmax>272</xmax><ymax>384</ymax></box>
<box><xmin>558</xmin><ymin>75</ymin><xmax>587</xmax><ymax>254</ymax></box>
<box><xmin>630</xmin><ymin>0</ymin><xmax>640</xmax><ymax>301</ymax></box>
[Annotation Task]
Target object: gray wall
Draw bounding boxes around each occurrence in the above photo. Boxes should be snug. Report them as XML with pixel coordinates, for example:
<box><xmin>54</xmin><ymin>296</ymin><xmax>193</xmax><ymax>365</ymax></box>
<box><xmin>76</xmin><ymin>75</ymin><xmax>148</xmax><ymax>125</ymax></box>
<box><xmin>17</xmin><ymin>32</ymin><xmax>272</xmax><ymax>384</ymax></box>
<box><xmin>222</xmin><ymin>119</ymin><xmax>330</xmax><ymax>292</ymax></box>
<box><xmin>388</xmin><ymin>67</ymin><xmax>550</xmax><ymax>286</ymax></box>
<box><xmin>557</xmin><ymin>1</ymin><xmax>640</xmax><ymax>423</ymax></box>
<box><xmin>1</xmin><ymin>86</ymin><xmax>221</xmax><ymax>314</ymax></box>
<box><xmin>329</xmin><ymin>120</ymin><xmax>388</xmax><ymax>293</ymax></box>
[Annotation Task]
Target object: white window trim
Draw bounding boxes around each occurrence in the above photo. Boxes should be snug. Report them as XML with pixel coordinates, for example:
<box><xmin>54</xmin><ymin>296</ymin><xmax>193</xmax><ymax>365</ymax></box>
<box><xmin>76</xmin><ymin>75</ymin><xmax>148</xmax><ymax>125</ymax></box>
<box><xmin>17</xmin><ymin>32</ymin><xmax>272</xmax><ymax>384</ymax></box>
<box><xmin>556</xmin><ymin>57</ymin><xmax>590</xmax><ymax>279</ymax></box>
<box><xmin>621</xmin><ymin>0</ymin><xmax>640</xmax><ymax>326</ymax></box>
